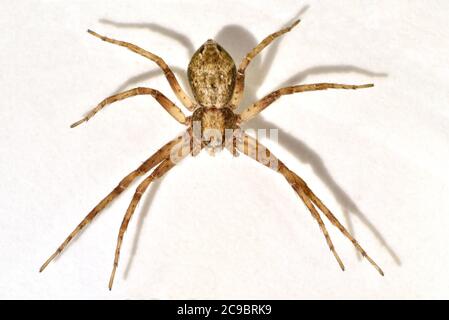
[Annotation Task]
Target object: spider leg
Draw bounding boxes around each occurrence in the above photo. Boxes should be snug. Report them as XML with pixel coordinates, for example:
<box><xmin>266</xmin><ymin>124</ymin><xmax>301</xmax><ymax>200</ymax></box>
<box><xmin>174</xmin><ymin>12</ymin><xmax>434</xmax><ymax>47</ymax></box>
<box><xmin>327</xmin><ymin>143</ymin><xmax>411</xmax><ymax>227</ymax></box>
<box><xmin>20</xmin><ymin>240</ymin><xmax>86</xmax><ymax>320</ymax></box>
<box><xmin>39</xmin><ymin>132</ymin><xmax>188</xmax><ymax>272</ymax></box>
<box><xmin>87</xmin><ymin>30</ymin><xmax>195</xmax><ymax>111</ymax></box>
<box><xmin>108</xmin><ymin>155</ymin><xmax>187</xmax><ymax>290</ymax></box>
<box><xmin>235</xmin><ymin>130</ymin><xmax>383</xmax><ymax>275</ymax></box>
<box><xmin>230</xmin><ymin>19</ymin><xmax>301</xmax><ymax>109</ymax></box>
<box><xmin>70</xmin><ymin>87</ymin><xmax>188</xmax><ymax>128</ymax></box>
<box><xmin>239</xmin><ymin>83</ymin><xmax>374</xmax><ymax>123</ymax></box>
<box><xmin>294</xmin><ymin>185</ymin><xmax>345</xmax><ymax>271</ymax></box>
<box><xmin>304</xmin><ymin>183</ymin><xmax>384</xmax><ymax>275</ymax></box>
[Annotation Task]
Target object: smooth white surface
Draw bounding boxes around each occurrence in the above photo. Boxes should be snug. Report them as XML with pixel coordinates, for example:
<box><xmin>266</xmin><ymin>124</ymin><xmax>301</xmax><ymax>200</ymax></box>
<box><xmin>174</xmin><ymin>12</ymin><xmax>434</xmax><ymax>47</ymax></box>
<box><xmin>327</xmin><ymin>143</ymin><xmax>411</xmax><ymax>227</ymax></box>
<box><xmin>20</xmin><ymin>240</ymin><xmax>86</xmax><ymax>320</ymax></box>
<box><xmin>1</xmin><ymin>0</ymin><xmax>448</xmax><ymax>299</ymax></box>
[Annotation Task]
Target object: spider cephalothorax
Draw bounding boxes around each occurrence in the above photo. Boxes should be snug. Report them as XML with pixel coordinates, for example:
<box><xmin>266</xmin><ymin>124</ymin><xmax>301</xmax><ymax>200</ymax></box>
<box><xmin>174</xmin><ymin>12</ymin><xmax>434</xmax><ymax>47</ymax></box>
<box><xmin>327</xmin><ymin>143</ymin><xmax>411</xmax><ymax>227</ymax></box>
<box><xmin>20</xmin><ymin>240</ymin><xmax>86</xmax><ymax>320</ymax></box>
<box><xmin>41</xmin><ymin>19</ymin><xmax>383</xmax><ymax>290</ymax></box>
<box><xmin>191</xmin><ymin>106</ymin><xmax>239</xmax><ymax>155</ymax></box>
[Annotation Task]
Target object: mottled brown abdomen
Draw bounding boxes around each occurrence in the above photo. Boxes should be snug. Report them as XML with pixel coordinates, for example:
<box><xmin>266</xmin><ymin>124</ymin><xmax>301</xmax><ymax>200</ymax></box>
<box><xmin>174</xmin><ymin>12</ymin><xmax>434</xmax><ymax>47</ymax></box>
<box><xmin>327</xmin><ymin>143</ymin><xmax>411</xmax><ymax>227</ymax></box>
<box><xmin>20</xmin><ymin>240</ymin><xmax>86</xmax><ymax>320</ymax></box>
<box><xmin>188</xmin><ymin>40</ymin><xmax>236</xmax><ymax>108</ymax></box>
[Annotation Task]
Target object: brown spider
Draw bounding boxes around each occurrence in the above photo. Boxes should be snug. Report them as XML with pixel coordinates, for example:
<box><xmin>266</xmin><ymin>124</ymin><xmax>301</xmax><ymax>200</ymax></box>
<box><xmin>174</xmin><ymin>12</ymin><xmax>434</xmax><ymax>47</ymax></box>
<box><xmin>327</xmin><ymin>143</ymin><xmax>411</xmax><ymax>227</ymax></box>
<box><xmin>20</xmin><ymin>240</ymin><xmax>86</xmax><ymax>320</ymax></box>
<box><xmin>40</xmin><ymin>19</ymin><xmax>384</xmax><ymax>290</ymax></box>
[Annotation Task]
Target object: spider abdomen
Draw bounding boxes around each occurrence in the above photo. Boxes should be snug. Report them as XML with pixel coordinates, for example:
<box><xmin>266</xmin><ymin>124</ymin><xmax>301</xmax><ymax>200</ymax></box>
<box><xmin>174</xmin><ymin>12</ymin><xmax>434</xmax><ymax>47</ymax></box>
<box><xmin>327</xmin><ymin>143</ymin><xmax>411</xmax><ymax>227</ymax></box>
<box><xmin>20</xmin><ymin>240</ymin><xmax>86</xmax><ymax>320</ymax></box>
<box><xmin>188</xmin><ymin>40</ymin><xmax>237</xmax><ymax>108</ymax></box>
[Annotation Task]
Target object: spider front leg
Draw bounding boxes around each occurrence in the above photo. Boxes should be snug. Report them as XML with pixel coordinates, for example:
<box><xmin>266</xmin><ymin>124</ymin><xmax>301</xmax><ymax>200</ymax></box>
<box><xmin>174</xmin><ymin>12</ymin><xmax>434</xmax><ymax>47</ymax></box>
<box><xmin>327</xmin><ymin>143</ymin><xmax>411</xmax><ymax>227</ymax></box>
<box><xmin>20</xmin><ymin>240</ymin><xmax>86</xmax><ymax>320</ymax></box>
<box><xmin>88</xmin><ymin>30</ymin><xmax>195</xmax><ymax>111</ymax></box>
<box><xmin>70</xmin><ymin>87</ymin><xmax>188</xmax><ymax>128</ymax></box>
<box><xmin>39</xmin><ymin>132</ymin><xmax>187</xmax><ymax>272</ymax></box>
<box><xmin>294</xmin><ymin>185</ymin><xmax>345</xmax><ymax>271</ymax></box>
<box><xmin>109</xmin><ymin>134</ymin><xmax>192</xmax><ymax>289</ymax></box>
<box><xmin>109</xmin><ymin>159</ymin><xmax>179</xmax><ymax>289</ymax></box>
<box><xmin>239</xmin><ymin>83</ymin><xmax>374</xmax><ymax>122</ymax></box>
<box><xmin>235</xmin><ymin>130</ymin><xmax>384</xmax><ymax>275</ymax></box>
<box><xmin>230</xmin><ymin>19</ymin><xmax>301</xmax><ymax>109</ymax></box>
<box><xmin>287</xmin><ymin>168</ymin><xmax>384</xmax><ymax>275</ymax></box>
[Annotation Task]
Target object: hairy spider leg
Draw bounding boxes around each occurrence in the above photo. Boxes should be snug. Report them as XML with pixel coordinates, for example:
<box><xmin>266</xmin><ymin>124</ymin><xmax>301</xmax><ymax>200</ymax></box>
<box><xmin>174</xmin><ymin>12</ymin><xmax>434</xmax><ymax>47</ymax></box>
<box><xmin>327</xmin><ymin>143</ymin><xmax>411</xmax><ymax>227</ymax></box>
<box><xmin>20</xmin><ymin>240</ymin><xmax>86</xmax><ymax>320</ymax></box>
<box><xmin>230</xmin><ymin>19</ymin><xmax>301</xmax><ymax>109</ymax></box>
<box><xmin>71</xmin><ymin>87</ymin><xmax>188</xmax><ymax>128</ymax></box>
<box><xmin>88</xmin><ymin>30</ymin><xmax>195</xmax><ymax>111</ymax></box>
<box><xmin>235</xmin><ymin>131</ymin><xmax>384</xmax><ymax>276</ymax></box>
<box><xmin>39</xmin><ymin>133</ymin><xmax>187</xmax><ymax>272</ymax></box>
<box><xmin>295</xmin><ymin>186</ymin><xmax>345</xmax><ymax>271</ymax></box>
<box><xmin>108</xmin><ymin>155</ymin><xmax>188</xmax><ymax>289</ymax></box>
<box><xmin>239</xmin><ymin>83</ymin><xmax>373</xmax><ymax>122</ymax></box>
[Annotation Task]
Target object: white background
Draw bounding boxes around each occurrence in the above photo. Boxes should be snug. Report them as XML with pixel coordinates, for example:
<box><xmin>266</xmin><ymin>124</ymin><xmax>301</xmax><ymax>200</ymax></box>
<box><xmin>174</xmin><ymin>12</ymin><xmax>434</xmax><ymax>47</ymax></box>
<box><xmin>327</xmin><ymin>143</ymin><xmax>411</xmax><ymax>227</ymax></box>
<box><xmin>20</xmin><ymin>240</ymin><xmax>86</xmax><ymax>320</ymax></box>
<box><xmin>1</xmin><ymin>0</ymin><xmax>448</xmax><ymax>299</ymax></box>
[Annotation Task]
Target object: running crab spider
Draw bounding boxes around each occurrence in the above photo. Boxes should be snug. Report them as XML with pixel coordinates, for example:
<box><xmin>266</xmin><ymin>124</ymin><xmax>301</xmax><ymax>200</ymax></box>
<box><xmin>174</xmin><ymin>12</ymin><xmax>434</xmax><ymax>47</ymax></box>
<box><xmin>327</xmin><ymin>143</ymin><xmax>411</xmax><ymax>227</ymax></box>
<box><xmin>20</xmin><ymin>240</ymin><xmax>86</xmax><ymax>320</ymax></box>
<box><xmin>40</xmin><ymin>19</ymin><xmax>384</xmax><ymax>290</ymax></box>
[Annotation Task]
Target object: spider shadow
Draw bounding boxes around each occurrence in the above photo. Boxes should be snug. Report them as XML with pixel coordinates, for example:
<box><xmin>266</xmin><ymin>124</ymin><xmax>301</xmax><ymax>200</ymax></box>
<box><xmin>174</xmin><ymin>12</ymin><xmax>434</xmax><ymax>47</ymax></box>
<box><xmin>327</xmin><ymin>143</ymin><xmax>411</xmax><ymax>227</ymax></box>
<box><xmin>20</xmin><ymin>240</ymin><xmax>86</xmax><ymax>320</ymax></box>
<box><xmin>100</xmin><ymin>7</ymin><xmax>400</xmax><ymax>278</ymax></box>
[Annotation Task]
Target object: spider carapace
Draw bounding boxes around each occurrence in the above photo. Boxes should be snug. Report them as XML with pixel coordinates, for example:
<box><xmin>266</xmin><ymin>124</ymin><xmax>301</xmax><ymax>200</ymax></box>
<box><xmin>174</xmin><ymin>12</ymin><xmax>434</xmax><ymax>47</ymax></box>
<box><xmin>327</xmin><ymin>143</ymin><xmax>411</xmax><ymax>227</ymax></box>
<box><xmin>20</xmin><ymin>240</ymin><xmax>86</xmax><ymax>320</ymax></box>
<box><xmin>40</xmin><ymin>19</ymin><xmax>383</xmax><ymax>290</ymax></box>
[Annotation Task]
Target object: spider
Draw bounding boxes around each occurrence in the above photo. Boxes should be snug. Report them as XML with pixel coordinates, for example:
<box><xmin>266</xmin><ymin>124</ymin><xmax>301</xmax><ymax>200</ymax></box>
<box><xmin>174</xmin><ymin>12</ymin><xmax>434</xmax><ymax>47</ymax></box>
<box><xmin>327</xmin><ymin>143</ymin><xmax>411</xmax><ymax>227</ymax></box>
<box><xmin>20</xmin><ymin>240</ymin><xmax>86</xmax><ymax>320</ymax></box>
<box><xmin>40</xmin><ymin>19</ymin><xmax>384</xmax><ymax>290</ymax></box>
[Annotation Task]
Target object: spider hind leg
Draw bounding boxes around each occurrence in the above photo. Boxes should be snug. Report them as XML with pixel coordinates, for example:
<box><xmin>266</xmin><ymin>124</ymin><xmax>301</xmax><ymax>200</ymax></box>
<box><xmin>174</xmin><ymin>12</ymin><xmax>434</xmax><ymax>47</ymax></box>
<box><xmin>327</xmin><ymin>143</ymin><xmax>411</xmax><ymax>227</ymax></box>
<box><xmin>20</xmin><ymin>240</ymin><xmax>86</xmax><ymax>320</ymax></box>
<box><xmin>230</xmin><ymin>19</ymin><xmax>301</xmax><ymax>109</ymax></box>
<box><xmin>88</xmin><ymin>30</ymin><xmax>195</xmax><ymax>111</ymax></box>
